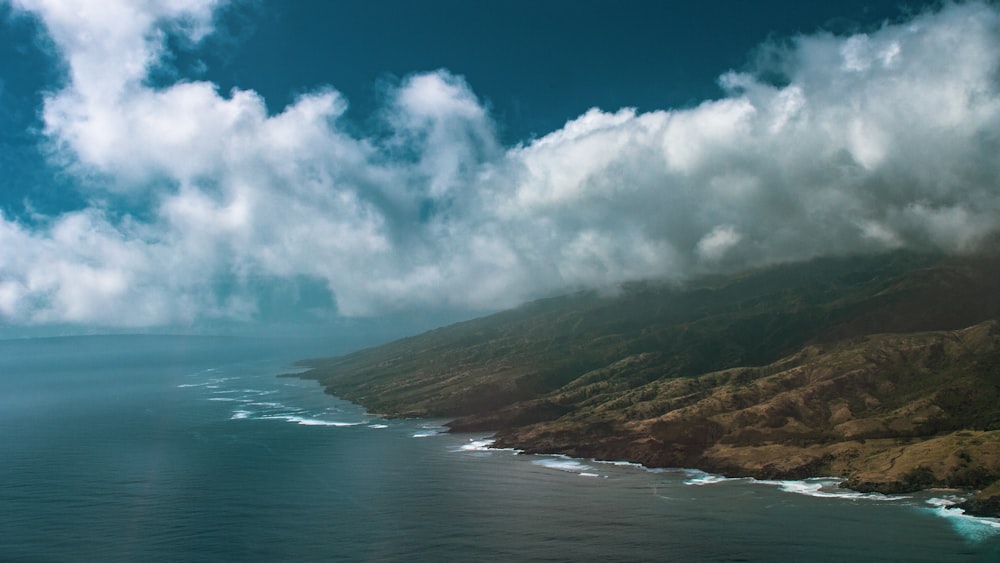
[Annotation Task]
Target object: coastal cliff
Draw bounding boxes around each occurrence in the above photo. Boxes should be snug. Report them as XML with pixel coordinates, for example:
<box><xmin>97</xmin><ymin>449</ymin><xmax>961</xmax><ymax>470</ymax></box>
<box><xmin>298</xmin><ymin>252</ymin><xmax>1000</xmax><ymax>515</ymax></box>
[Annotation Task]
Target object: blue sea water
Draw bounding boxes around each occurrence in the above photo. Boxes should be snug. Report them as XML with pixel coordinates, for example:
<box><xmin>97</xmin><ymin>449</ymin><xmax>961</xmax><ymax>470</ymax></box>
<box><xmin>1</xmin><ymin>335</ymin><xmax>998</xmax><ymax>562</ymax></box>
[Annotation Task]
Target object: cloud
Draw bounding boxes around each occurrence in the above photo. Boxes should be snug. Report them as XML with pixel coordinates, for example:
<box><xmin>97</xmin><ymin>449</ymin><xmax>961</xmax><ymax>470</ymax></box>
<box><xmin>2</xmin><ymin>0</ymin><xmax>1000</xmax><ymax>327</ymax></box>
<box><xmin>697</xmin><ymin>226</ymin><xmax>742</xmax><ymax>262</ymax></box>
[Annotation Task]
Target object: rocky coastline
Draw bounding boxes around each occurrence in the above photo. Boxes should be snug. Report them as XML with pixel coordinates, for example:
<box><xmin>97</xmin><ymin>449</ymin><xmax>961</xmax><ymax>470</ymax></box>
<box><xmin>485</xmin><ymin>428</ymin><xmax>1000</xmax><ymax>517</ymax></box>
<box><xmin>296</xmin><ymin>253</ymin><xmax>1000</xmax><ymax>519</ymax></box>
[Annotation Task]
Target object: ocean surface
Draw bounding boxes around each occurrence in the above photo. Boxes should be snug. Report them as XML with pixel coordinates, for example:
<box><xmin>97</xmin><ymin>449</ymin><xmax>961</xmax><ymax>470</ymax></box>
<box><xmin>1</xmin><ymin>335</ymin><xmax>998</xmax><ymax>562</ymax></box>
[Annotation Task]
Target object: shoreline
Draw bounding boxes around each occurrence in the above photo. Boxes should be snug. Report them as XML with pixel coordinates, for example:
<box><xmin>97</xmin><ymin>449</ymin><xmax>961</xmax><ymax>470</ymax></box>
<box><xmin>287</xmin><ymin>367</ymin><xmax>1000</xmax><ymax>519</ymax></box>
<box><xmin>485</xmin><ymin>431</ymin><xmax>1000</xmax><ymax>518</ymax></box>
<box><xmin>464</xmin><ymin>432</ymin><xmax>1000</xmax><ymax>527</ymax></box>
<box><xmin>453</xmin><ymin>432</ymin><xmax>1000</xmax><ymax>536</ymax></box>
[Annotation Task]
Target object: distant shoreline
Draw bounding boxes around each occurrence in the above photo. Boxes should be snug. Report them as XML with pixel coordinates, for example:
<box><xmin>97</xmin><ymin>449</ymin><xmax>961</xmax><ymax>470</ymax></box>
<box><xmin>289</xmin><ymin>366</ymin><xmax>1000</xmax><ymax>519</ymax></box>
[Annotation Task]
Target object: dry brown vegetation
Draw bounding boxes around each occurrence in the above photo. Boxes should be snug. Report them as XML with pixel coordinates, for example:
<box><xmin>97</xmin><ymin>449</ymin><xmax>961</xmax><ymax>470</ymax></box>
<box><xmin>297</xmin><ymin>251</ymin><xmax>1000</xmax><ymax>515</ymax></box>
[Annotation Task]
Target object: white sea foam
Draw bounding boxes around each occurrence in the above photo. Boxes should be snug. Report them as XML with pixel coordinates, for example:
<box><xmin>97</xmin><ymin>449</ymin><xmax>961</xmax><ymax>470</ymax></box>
<box><xmin>248</xmin><ymin>401</ymin><xmax>286</xmax><ymax>408</ymax></box>
<box><xmin>193</xmin><ymin>377</ymin><xmax>238</xmax><ymax>390</ymax></box>
<box><xmin>683</xmin><ymin>470</ymin><xmax>739</xmax><ymax>486</ymax></box>
<box><xmin>258</xmin><ymin>415</ymin><xmax>364</xmax><ymax>427</ymax></box>
<box><xmin>230</xmin><ymin>410</ymin><xmax>252</xmax><ymax>420</ymax></box>
<box><xmin>595</xmin><ymin>459</ymin><xmax>646</xmax><ymax>470</ymax></box>
<box><xmin>453</xmin><ymin>437</ymin><xmax>521</xmax><ymax>454</ymax></box>
<box><xmin>412</xmin><ymin>424</ymin><xmax>447</xmax><ymax>438</ymax></box>
<box><xmin>926</xmin><ymin>496</ymin><xmax>962</xmax><ymax>508</ymax></box>
<box><xmin>459</xmin><ymin>438</ymin><xmax>496</xmax><ymax>451</ymax></box>
<box><xmin>681</xmin><ymin>472</ymin><xmax>907</xmax><ymax>500</ymax></box>
<box><xmin>295</xmin><ymin>418</ymin><xmax>364</xmax><ymax>427</ymax></box>
<box><xmin>925</xmin><ymin>497</ymin><xmax>1000</xmax><ymax>542</ymax></box>
<box><xmin>753</xmin><ymin>478</ymin><xmax>909</xmax><ymax>501</ymax></box>
<box><xmin>207</xmin><ymin>397</ymin><xmax>239</xmax><ymax>401</ymax></box>
<box><xmin>533</xmin><ymin>457</ymin><xmax>596</xmax><ymax>474</ymax></box>
<box><xmin>368</xmin><ymin>424</ymin><xmax>389</xmax><ymax>429</ymax></box>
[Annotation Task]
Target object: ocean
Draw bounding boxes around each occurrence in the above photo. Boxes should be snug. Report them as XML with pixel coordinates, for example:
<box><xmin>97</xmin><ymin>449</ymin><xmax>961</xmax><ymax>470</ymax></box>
<box><xmin>1</xmin><ymin>335</ymin><xmax>998</xmax><ymax>562</ymax></box>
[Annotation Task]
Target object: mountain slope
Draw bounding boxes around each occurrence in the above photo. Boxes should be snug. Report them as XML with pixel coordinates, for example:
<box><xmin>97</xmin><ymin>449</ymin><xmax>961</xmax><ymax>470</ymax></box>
<box><xmin>297</xmin><ymin>251</ymin><xmax>1000</xmax><ymax>514</ymax></box>
<box><xmin>494</xmin><ymin>320</ymin><xmax>1000</xmax><ymax>489</ymax></box>
<box><xmin>301</xmin><ymin>252</ymin><xmax>1000</xmax><ymax>421</ymax></box>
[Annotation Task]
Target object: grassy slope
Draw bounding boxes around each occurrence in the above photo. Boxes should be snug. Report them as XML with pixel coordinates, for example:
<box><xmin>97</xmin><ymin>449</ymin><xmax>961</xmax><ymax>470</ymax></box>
<box><xmin>298</xmin><ymin>251</ymin><xmax>1000</xmax><ymax>514</ymax></box>
<box><xmin>495</xmin><ymin>321</ymin><xmax>1000</xmax><ymax>489</ymax></box>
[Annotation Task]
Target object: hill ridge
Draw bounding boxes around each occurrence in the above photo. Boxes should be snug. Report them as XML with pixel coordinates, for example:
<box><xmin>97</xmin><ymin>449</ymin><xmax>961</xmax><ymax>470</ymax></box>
<box><xmin>296</xmin><ymin>251</ymin><xmax>1000</xmax><ymax>515</ymax></box>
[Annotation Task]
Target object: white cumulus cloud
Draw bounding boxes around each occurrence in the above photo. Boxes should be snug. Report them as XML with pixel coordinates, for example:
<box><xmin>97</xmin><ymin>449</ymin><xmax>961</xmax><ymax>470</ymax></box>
<box><xmin>2</xmin><ymin>0</ymin><xmax>1000</xmax><ymax>327</ymax></box>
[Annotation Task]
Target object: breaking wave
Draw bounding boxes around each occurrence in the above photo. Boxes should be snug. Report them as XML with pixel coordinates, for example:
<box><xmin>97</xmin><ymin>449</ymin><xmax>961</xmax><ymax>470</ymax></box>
<box><xmin>532</xmin><ymin>456</ymin><xmax>603</xmax><ymax>477</ymax></box>
<box><xmin>459</xmin><ymin>438</ymin><xmax>496</xmax><ymax>451</ymax></box>
<box><xmin>410</xmin><ymin>423</ymin><xmax>448</xmax><ymax>438</ymax></box>
<box><xmin>258</xmin><ymin>415</ymin><xmax>365</xmax><ymax>427</ymax></box>
<box><xmin>177</xmin><ymin>363</ymin><xmax>374</xmax><ymax>429</ymax></box>
<box><xmin>753</xmin><ymin>478</ymin><xmax>909</xmax><ymax>501</ymax></box>
<box><xmin>683</xmin><ymin>470</ymin><xmax>742</xmax><ymax>486</ymax></box>
<box><xmin>926</xmin><ymin>497</ymin><xmax>1000</xmax><ymax>542</ymax></box>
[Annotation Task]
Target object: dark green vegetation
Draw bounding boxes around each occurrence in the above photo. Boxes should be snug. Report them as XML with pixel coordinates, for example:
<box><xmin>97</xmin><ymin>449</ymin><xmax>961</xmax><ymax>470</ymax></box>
<box><xmin>298</xmin><ymin>251</ymin><xmax>1000</xmax><ymax>515</ymax></box>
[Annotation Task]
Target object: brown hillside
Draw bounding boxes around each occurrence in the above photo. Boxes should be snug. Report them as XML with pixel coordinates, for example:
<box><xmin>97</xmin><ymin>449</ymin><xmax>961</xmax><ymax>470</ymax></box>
<box><xmin>296</xmin><ymin>252</ymin><xmax>1000</xmax><ymax>515</ymax></box>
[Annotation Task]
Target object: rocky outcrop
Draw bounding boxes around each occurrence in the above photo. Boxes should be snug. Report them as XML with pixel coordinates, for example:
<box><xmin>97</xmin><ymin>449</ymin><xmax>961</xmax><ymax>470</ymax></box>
<box><xmin>958</xmin><ymin>482</ymin><xmax>1000</xmax><ymax>518</ymax></box>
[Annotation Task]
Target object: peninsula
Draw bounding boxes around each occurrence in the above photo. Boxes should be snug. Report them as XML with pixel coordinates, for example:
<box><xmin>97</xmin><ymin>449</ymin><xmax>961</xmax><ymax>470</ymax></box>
<box><xmin>297</xmin><ymin>251</ymin><xmax>1000</xmax><ymax>516</ymax></box>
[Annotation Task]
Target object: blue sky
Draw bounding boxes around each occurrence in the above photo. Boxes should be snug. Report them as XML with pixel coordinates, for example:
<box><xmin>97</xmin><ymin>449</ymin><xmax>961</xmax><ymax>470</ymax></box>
<box><xmin>198</xmin><ymin>1</ymin><xmax>918</xmax><ymax>143</ymax></box>
<box><xmin>1</xmin><ymin>0</ymin><xmax>999</xmax><ymax>336</ymax></box>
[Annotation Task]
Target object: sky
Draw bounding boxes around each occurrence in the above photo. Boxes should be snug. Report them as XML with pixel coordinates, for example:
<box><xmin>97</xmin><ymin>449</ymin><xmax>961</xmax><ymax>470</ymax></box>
<box><xmin>1</xmin><ymin>0</ymin><xmax>999</xmax><ymax>337</ymax></box>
